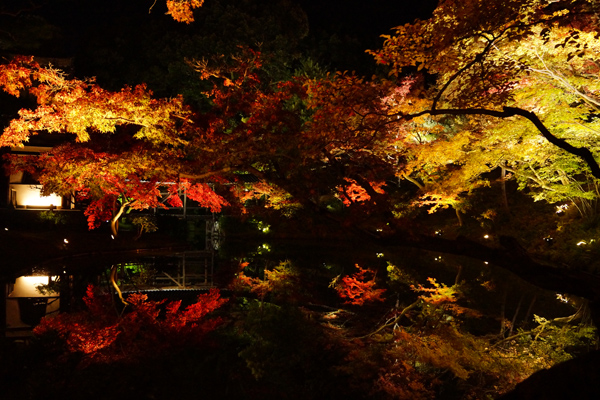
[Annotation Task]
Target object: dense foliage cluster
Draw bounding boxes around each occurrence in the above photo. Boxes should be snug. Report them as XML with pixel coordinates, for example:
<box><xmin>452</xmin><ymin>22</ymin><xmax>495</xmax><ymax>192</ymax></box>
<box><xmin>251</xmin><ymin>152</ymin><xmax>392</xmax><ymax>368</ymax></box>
<box><xmin>33</xmin><ymin>285</ymin><xmax>227</xmax><ymax>365</ymax></box>
<box><xmin>3</xmin><ymin>0</ymin><xmax>600</xmax><ymax>398</ymax></box>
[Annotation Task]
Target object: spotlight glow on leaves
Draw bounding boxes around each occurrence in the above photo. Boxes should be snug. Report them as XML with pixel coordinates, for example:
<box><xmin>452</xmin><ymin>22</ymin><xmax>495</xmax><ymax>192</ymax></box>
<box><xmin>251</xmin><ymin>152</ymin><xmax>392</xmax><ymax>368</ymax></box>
<box><xmin>33</xmin><ymin>285</ymin><xmax>227</xmax><ymax>365</ymax></box>
<box><xmin>334</xmin><ymin>264</ymin><xmax>386</xmax><ymax>306</ymax></box>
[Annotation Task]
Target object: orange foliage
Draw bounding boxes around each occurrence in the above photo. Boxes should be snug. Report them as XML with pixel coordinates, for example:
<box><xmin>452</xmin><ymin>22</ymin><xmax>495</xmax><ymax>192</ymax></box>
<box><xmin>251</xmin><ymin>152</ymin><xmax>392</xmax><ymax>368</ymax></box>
<box><xmin>412</xmin><ymin>277</ymin><xmax>481</xmax><ymax>318</ymax></box>
<box><xmin>0</xmin><ymin>56</ymin><xmax>229</xmax><ymax>232</ymax></box>
<box><xmin>0</xmin><ymin>57</ymin><xmax>190</xmax><ymax>148</ymax></box>
<box><xmin>233</xmin><ymin>181</ymin><xmax>297</xmax><ymax>214</ymax></box>
<box><xmin>165</xmin><ymin>0</ymin><xmax>204</xmax><ymax>24</ymax></box>
<box><xmin>334</xmin><ymin>264</ymin><xmax>386</xmax><ymax>306</ymax></box>
<box><xmin>34</xmin><ymin>285</ymin><xmax>227</xmax><ymax>365</ymax></box>
<box><xmin>338</xmin><ymin>178</ymin><xmax>386</xmax><ymax>206</ymax></box>
<box><xmin>231</xmin><ymin>261</ymin><xmax>303</xmax><ymax>302</ymax></box>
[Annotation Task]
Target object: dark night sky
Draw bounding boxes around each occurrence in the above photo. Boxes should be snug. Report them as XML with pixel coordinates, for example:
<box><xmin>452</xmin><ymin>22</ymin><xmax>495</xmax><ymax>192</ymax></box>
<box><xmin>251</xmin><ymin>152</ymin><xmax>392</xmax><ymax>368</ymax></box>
<box><xmin>297</xmin><ymin>0</ymin><xmax>438</xmax><ymax>72</ymax></box>
<box><xmin>8</xmin><ymin>0</ymin><xmax>438</xmax><ymax>57</ymax></box>
<box><xmin>1</xmin><ymin>0</ymin><xmax>439</xmax><ymax>88</ymax></box>
<box><xmin>299</xmin><ymin>0</ymin><xmax>438</xmax><ymax>35</ymax></box>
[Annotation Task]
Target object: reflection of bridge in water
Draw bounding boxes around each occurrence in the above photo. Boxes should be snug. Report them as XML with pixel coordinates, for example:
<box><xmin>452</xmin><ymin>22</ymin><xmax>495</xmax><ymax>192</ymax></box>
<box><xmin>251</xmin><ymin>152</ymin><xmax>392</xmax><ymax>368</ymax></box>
<box><xmin>3</xmin><ymin>214</ymin><xmax>223</xmax><ymax>340</ymax></box>
<box><xmin>119</xmin><ymin>250</ymin><xmax>216</xmax><ymax>292</ymax></box>
<box><xmin>118</xmin><ymin>213</ymin><xmax>222</xmax><ymax>293</ymax></box>
<box><xmin>3</xmin><ymin>249</ymin><xmax>220</xmax><ymax>341</ymax></box>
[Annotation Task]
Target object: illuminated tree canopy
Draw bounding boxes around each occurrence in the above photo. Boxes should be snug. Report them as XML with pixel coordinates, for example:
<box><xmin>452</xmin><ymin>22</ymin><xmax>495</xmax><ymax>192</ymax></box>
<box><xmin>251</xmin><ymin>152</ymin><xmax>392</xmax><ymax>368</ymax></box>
<box><xmin>3</xmin><ymin>1</ymin><xmax>600</xmax><ymax>398</ymax></box>
<box><xmin>373</xmin><ymin>0</ymin><xmax>600</xmax><ymax>204</ymax></box>
<box><xmin>3</xmin><ymin>1</ymin><xmax>600</xmax><ymax>291</ymax></box>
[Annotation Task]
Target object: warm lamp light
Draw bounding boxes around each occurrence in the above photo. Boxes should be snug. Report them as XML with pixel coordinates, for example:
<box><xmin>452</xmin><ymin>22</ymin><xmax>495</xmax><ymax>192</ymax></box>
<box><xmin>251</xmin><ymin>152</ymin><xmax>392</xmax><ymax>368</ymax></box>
<box><xmin>11</xmin><ymin>185</ymin><xmax>61</xmax><ymax>207</ymax></box>
<box><xmin>9</xmin><ymin>276</ymin><xmax>59</xmax><ymax>298</ymax></box>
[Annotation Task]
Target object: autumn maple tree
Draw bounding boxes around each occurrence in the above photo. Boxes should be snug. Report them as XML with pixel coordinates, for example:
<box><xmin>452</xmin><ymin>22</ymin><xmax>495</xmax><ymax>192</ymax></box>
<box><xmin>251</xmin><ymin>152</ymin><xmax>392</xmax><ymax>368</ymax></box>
<box><xmin>0</xmin><ymin>56</ymin><xmax>228</xmax><ymax>236</ymax></box>
<box><xmin>3</xmin><ymin>0</ymin><xmax>600</xmax><ymax>397</ymax></box>
<box><xmin>0</xmin><ymin>46</ymin><xmax>398</xmax><ymax>237</ymax></box>
<box><xmin>34</xmin><ymin>285</ymin><xmax>227</xmax><ymax>365</ymax></box>
<box><xmin>371</xmin><ymin>0</ymin><xmax>600</xmax><ymax>216</ymax></box>
<box><xmin>3</xmin><ymin>1</ymin><xmax>600</xmax><ymax>295</ymax></box>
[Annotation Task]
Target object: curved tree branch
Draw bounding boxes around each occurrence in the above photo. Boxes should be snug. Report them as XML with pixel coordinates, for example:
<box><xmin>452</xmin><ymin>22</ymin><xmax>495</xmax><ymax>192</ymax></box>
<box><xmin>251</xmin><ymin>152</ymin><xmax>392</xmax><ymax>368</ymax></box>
<box><xmin>398</xmin><ymin>106</ymin><xmax>600</xmax><ymax>179</ymax></box>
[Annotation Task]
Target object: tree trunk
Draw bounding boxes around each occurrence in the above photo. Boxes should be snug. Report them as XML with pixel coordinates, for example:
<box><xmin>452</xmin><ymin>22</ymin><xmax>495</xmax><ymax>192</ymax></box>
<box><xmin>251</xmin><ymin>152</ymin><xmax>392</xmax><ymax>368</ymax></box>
<box><xmin>110</xmin><ymin>218</ymin><xmax>119</xmax><ymax>237</ymax></box>
<box><xmin>110</xmin><ymin>201</ymin><xmax>130</xmax><ymax>237</ymax></box>
<box><xmin>110</xmin><ymin>265</ymin><xmax>128</xmax><ymax>306</ymax></box>
<box><xmin>455</xmin><ymin>207</ymin><xmax>463</xmax><ymax>226</ymax></box>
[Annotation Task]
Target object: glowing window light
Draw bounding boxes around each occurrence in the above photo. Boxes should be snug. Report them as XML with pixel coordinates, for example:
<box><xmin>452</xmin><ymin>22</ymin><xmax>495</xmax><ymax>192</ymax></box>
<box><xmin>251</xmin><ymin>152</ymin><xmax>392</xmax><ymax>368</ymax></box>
<box><xmin>8</xmin><ymin>276</ymin><xmax>59</xmax><ymax>298</ymax></box>
<box><xmin>10</xmin><ymin>185</ymin><xmax>61</xmax><ymax>207</ymax></box>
